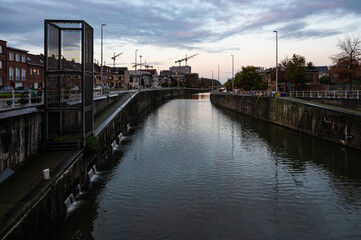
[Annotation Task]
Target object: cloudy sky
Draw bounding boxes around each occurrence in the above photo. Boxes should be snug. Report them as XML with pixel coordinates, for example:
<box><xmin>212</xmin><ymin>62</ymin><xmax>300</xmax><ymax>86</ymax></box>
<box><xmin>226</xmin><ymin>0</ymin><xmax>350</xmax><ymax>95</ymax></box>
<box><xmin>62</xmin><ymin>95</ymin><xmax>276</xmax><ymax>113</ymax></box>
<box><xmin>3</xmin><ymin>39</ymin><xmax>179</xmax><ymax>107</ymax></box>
<box><xmin>1</xmin><ymin>0</ymin><xmax>361</xmax><ymax>83</ymax></box>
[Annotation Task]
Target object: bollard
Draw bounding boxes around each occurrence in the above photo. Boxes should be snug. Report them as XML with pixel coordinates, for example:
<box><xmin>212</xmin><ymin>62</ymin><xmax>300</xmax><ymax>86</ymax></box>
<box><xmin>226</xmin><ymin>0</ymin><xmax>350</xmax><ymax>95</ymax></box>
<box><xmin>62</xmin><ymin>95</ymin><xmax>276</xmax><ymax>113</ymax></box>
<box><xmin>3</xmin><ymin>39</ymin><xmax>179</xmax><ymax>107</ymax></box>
<box><xmin>43</xmin><ymin>169</ymin><xmax>50</xmax><ymax>180</ymax></box>
<box><xmin>29</xmin><ymin>90</ymin><xmax>32</xmax><ymax>105</ymax></box>
<box><xmin>12</xmin><ymin>90</ymin><xmax>15</xmax><ymax>108</ymax></box>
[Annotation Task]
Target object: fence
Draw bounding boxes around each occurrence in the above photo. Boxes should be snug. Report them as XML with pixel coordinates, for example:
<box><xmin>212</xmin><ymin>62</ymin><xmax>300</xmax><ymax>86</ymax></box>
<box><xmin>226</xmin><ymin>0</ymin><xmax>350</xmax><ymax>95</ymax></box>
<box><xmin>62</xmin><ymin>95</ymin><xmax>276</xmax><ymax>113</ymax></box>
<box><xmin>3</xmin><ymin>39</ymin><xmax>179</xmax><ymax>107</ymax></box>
<box><xmin>290</xmin><ymin>90</ymin><xmax>360</xmax><ymax>99</ymax></box>
<box><xmin>0</xmin><ymin>89</ymin><xmax>134</xmax><ymax>110</ymax></box>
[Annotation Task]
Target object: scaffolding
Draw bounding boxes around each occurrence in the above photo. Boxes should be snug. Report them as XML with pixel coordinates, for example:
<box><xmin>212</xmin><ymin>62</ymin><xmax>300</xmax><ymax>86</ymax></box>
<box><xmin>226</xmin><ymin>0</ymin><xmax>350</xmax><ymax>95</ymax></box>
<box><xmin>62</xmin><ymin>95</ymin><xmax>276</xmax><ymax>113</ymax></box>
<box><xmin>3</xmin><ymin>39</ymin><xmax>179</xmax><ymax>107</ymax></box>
<box><xmin>44</xmin><ymin>20</ymin><xmax>93</xmax><ymax>144</ymax></box>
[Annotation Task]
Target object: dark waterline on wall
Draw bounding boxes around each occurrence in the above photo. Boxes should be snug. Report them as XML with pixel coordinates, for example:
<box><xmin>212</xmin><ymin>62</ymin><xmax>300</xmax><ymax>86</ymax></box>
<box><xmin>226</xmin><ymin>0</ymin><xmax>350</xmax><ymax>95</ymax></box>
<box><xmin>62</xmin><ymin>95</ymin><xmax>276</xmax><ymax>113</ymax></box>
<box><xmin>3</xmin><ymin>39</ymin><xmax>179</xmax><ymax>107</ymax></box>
<box><xmin>50</xmin><ymin>93</ymin><xmax>361</xmax><ymax>240</ymax></box>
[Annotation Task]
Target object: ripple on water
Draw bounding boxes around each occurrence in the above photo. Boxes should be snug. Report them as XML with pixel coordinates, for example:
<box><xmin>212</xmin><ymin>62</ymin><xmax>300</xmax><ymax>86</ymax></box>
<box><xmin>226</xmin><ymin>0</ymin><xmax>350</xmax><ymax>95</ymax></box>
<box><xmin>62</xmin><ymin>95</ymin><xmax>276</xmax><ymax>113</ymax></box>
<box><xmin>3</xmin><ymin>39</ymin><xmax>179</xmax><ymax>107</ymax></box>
<box><xmin>50</xmin><ymin>97</ymin><xmax>361</xmax><ymax>240</ymax></box>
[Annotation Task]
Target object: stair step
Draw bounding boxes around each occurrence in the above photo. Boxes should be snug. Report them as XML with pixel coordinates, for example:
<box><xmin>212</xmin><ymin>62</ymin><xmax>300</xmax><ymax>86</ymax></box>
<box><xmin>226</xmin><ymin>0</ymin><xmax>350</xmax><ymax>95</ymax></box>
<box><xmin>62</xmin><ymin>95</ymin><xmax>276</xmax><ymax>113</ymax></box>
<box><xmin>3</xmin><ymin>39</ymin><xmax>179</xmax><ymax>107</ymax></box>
<box><xmin>43</xmin><ymin>140</ymin><xmax>81</xmax><ymax>151</ymax></box>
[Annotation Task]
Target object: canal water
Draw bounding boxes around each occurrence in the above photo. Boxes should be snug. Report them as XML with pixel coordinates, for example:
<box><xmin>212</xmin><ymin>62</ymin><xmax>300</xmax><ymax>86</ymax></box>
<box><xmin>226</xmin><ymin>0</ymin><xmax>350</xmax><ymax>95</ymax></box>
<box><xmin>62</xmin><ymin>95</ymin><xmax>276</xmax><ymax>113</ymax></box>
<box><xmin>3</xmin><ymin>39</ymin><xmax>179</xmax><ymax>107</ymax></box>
<box><xmin>50</xmin><ymin>93</ymin><xmax>361</xmax><ymax>240</ymax></box>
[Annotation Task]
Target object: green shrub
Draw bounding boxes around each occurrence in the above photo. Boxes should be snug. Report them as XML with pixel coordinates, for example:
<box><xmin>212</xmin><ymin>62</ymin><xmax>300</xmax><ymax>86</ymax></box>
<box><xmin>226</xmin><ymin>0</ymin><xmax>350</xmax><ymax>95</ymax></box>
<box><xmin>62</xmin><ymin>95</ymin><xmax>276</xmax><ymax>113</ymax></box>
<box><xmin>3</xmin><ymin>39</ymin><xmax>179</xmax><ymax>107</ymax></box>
<box><xmin>86</xmin><ymin>136</ymin><xmax>99</xmax><ymax>153</ymax></box>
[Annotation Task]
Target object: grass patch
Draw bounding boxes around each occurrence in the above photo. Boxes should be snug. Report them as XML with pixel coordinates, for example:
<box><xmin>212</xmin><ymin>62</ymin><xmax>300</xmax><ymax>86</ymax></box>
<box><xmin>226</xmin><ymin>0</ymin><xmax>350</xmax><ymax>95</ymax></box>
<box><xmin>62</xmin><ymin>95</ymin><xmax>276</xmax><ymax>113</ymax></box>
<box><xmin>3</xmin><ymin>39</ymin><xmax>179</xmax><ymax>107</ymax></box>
<box><xmin>0</xmin><ymin>93</ymin><xmax>21</xmax><ymax>98</ymax></box>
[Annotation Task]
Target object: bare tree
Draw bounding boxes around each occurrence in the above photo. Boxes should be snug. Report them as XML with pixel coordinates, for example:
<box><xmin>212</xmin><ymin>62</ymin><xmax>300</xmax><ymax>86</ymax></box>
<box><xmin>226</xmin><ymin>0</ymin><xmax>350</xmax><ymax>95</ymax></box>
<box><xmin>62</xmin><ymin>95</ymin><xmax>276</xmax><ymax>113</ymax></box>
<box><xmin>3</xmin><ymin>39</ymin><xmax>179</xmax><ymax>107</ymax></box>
<box><xmin>331</xmin><ymin>34</ymin><xmax>361</xmax><ymax>90</ymax></box>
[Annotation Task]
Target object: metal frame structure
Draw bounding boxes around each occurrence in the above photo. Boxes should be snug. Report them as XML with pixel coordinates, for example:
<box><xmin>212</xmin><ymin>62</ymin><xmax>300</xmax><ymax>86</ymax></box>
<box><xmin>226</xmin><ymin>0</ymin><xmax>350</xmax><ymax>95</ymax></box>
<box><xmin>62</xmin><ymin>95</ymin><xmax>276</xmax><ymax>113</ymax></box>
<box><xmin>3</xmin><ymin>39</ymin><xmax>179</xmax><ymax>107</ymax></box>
<box><xmin>44</xmin><ymin>20</ymin><xmax>93</xmax><ymax>142</ymax></box>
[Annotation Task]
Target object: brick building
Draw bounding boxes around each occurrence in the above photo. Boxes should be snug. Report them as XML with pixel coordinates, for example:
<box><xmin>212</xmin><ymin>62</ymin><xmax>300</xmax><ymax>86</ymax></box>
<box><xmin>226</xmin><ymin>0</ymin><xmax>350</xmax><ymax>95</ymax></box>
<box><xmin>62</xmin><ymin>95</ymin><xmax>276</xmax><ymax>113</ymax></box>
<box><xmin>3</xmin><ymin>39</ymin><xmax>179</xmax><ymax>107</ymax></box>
<box><xmin>0</xmin><ymin>40</ymin><xmax>29</xmax><ymax>89</ymax></box>
<box><xmin>0</xmin><ymin>40</ymin><xmax>6</xmax><ymax>87</ymax></box>
<box><xmin>27</xmin><ymin>53</ymin><xmax>44</xmax><ymax>89</ymax></box>
<box><xmin>0</xmin><ymin>40</ymin><xmax>46</xmax><ymax>90</ymax></box>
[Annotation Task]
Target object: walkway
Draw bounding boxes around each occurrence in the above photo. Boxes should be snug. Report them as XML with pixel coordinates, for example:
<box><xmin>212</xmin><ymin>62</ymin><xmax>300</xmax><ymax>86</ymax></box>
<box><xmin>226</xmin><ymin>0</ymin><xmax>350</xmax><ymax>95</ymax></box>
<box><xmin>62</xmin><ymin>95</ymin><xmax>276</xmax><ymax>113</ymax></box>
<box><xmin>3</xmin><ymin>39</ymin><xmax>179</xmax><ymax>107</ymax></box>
<box><xmin>283</xmin><ymin>97</ymin><xmax>361</xmax><ymax>117</ymax></box>
<box><xmin>0</xmin><ymin>92</ymin><xmax>135</xmax><ymax>237</ymax></box>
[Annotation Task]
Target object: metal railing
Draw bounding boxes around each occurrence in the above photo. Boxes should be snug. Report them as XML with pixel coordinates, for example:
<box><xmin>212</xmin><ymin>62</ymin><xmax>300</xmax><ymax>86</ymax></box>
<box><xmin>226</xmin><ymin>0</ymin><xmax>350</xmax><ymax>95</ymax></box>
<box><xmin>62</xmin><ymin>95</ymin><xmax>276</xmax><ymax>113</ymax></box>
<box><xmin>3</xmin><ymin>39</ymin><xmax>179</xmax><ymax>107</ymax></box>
<box><xmin>290</xmin><ymin>90</ymin><xmax>360</xmax><ymax>99</ymax></box>
<box><xmin>0</xmin><ymin>89</ymin><xmax>136</xmax><ymax>110</ymax></box>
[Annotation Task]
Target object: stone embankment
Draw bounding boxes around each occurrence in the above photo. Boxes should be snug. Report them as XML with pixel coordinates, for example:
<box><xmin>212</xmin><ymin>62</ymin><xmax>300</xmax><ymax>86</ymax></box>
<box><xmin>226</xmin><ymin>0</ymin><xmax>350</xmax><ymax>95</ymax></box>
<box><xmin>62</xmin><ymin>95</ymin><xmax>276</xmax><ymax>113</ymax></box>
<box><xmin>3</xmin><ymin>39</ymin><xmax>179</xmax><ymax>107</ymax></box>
<box><xmin>210</xmin><ymin>93</ymin><xmax>361</xmax><ymax>151</ymax></box>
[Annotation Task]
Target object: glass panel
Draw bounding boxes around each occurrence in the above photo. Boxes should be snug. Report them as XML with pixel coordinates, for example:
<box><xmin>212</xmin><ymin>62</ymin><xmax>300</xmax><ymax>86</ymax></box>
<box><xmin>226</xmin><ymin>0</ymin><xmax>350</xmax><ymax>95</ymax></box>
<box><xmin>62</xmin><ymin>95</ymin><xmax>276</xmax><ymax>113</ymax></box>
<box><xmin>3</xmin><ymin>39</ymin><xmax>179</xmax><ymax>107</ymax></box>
<box><xmin>61</xmin><ymin>30</ymin><xmax>82</xmax><ymax>71</ymax></box>
<box><xmin>47</xmin><ymin>75</ymin><xmax>60</xmax><ymax>106</ymax></box>
<box><xmin>47</xmin><ymin>24</ymin><xmax>60</xmax><ymax>70</ymax></box>
<box><xmin>85</xmin><ymin>23</ymin><xmax>93</xmax><ymax>72</ymax></box>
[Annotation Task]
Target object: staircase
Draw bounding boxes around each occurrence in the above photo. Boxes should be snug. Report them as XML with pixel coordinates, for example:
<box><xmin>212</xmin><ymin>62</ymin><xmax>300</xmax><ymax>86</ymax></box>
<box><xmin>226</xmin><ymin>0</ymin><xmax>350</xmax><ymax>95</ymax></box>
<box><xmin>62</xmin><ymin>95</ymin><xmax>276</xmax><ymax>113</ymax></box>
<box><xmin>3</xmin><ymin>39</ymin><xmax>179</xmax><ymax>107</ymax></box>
<box><xmin>43</xmin><ymin>140</ymin><xmax>82</xmax><ymax>151</ymax></box>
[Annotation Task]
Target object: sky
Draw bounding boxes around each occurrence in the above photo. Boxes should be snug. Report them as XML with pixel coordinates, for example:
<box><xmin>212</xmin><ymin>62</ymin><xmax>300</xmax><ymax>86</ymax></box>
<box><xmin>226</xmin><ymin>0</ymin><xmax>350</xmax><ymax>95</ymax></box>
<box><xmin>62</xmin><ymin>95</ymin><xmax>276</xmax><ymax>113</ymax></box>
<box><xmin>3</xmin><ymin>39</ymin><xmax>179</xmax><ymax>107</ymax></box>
<box><xmin>1</xmin><ymin>0</ymin><xmax>361</xmax><ymax>83</ymax></box>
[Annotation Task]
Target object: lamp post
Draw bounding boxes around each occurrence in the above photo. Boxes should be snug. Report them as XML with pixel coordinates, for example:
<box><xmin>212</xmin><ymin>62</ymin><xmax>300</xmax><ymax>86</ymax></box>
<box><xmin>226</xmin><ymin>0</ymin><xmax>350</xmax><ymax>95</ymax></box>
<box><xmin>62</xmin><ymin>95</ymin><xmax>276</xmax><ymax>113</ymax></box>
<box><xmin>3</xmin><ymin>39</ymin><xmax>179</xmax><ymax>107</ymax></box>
<box><xmin>140</xmin><ymin>55</ymin><xmax>142</xmax><ymax>88</ymax></box>
<box><xmin>231</xmin><ymin>55</ymin><xmax>234</xmax><ymax>92</ymax></box>
<box><xmin>101</xmin><ymin>24</ymin><xmax>106</xmax><ymax>95</ymax></box>
<box><xmin>212</xmin><ymin>70</ymin><xmax>214</xmax><ymax>92</ymax></box>
<box><xmin>217</xmin><ymin>65</ymin><xmax>220</xmax><ymax>92</ymax></box>
<box><xmin>135</xmin><ymin>49</ymin><xmax>138</xmax><ymax>88</ymax></box>
<box><xmin>274</xmin><ymin>30</ymin><xmax>278</xmax><ymax>93</ymax></box>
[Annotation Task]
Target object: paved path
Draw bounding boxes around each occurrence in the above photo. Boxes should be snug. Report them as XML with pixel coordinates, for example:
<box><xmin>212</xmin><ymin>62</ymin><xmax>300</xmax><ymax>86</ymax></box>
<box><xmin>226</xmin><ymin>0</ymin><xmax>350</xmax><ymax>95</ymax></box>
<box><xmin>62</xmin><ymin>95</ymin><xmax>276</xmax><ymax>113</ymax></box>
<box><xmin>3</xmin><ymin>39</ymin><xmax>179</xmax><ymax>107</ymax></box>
<box><xmin>283</xmin><ymin>97</ymin><xmax>361</xmax><ymax>117</ymax></box>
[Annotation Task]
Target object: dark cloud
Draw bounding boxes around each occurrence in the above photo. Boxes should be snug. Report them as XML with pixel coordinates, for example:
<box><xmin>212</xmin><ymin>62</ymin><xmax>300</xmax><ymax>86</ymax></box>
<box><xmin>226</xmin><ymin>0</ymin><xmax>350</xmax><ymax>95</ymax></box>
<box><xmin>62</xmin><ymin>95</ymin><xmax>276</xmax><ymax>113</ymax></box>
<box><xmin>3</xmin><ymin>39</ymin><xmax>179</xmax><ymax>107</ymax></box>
<box><xmin>0</xmin><ymin>0</ymin><xmax>360</xmax><ymax>51</ymax></box>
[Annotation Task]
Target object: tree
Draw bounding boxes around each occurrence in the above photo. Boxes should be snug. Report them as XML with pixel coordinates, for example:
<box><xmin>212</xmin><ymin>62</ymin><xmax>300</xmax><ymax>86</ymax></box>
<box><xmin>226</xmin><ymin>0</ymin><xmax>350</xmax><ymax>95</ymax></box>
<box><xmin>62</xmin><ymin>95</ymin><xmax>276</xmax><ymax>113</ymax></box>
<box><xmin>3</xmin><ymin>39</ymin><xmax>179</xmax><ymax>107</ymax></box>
<box><xmin>331</xmin><ymin>34</ymin><xmax>361</xmax><ymax>90</ymax></box>
<box><xmin>282</xmin><ymin>54</ymin><xmax>307</xmax><ymax>90</ymax></box>
<box><xmin>224</xmin><ymin>79</ymin><xmax>232</xmax><ymax>91</ymax></box>
<box><xmin>234</xmin><ymin>66</ymin><xmax>262</xmax><ymax>91</ymax></box>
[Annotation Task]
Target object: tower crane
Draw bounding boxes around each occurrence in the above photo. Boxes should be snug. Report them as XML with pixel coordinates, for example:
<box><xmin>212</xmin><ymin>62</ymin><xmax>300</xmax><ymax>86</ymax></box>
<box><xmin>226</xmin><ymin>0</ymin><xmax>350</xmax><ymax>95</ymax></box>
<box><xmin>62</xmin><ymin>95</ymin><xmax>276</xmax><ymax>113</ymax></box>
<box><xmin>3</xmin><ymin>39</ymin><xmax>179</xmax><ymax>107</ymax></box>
<box><xmin>111</xmin><ymin>52</ymin><xmax>123</xmax><ymax>68</ymax></box>
<box><xmin>183</xmin><ymin>53</ymin><xmax>198</xmax><ymax>73</ymax></box>
<box><xmin>175</xmin><ymin>53</ymin><xmax>199</xmax><ymax>74</ymax></box>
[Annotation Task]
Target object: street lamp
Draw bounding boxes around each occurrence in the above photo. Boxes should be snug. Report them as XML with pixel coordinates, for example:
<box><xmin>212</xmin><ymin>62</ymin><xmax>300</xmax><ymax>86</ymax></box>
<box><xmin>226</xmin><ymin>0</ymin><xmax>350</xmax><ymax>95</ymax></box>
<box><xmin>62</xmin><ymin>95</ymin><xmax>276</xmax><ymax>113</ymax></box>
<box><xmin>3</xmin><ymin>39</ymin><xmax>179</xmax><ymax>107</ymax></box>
<box><xmin>100</xmin><ymin>23</ymin><xmax>106</xmax><ymax>95</ymax></box>
<box><xmin>274</xmin><ymin>30</ymin><xmax>278</xmax><ymax>93</ymax></box>
<box><xmin>216</xmin><ymin>65</ymin><xmax>220</xmax><ymax>92</ymax></box>
<box><xmin>140</xmin><ymin>55</ymin><xmax>142</xmax><ymax>87</ymax></box>
<box><xmin>231</xmin><ymin>55</ymin><xmax>234</xmax><ymax>92</ymax></box>
<box><xmin>212</xmin><ymin>70</ymin><xmax>214</xmax><ymax>92</ymax></box>
<box><xmin>135</xmin><ymin>49</ymin><xmax>138</xmax><ymax>88</ymax></box>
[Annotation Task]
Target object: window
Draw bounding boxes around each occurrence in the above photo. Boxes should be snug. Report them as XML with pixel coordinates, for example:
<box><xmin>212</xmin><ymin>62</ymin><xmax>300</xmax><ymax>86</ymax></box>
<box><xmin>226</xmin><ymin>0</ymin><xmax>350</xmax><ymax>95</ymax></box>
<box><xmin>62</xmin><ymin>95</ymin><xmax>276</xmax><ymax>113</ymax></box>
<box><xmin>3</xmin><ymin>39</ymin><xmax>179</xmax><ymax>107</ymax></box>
<box><xmin>9</xmin><ymin>52</ymin><xmax>14</xmax><ymax>61</ymax></box>
<box><xmin>16</xmin><ymin>67</ymin><xmax>20</xmax><ymax>80</ymax></box>
<box><xmin>0</xmin><ymin>45</ymin><xmax>3</xmax><ymax>54</ymax></box>
<box><xmin>30</xmin><ymin>68</ymin><xmax>33</xmax><ymax>75</ymax></box>
<box><xmin>0</xmin><ymin>61</ymin><xmax>2</xmax><ymax>69</ymax></box>
<box><xmin>16</xmin><ymin>53</ymin><xmax>20</xmax><ymax>62</ymax></box>
<box><xmin>22</xmin><ymin>68</ymin><xmax>26</xmax><ymax>81</ymax></box>
<box><xmin>22</xmin><ymin>54</ymin><xmax>26</xmax><ymax>63</ymax></box>
<box><xmin>37</xmin><ymin>69</ymin><xmax>40</xmax><ymax>75</ymax></box>
<box><xmin>0</xmin><ymin>76</ymin><xmax>3</xmax><ymax>85</ymax></box>
<box><xmin>9</xmin><ymin>67</ymin><xmax>14</xmax><ymax>80</ymax></box>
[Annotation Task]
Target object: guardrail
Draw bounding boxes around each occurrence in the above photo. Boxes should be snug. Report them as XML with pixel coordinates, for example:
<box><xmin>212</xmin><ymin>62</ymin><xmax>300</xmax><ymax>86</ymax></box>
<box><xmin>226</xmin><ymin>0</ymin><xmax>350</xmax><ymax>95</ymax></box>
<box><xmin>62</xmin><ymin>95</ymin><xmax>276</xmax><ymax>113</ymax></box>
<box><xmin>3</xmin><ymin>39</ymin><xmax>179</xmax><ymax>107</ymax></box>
<box><xmin>290</xmin><ymin>90</ymin><xmax>360</xmax><ymax>99</ymax></box>
<box><xmin>0</xmin><ymin>89</ymin><xmax>135</xmax><ymax>110</ymax></box>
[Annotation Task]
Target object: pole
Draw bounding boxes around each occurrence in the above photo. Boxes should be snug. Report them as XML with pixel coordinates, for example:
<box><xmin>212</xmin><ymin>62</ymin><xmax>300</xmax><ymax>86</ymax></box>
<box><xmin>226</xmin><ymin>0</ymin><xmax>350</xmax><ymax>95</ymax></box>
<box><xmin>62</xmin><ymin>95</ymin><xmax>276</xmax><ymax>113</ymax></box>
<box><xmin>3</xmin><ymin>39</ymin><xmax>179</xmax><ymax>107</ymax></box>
<box><xmin>216</xmin><ymin>65</ymin><xmax>219</xmax><ymax>92</ymax></box>
<box><xmin>274</xmin><ymin>30</ymin><xmax>278</xmax><ymax>93</ymax></box>
<box><xmin>212</xmin><ymin>70</ymin><xmax>214</xmax><ymax>92</ymax></box>
<box><xmin>231</xmin><ymin>55</ymin><xmax>234</xmax><ymax>92</ymax></box>
<box><xmin>140</xmin><ymin>55</ymin><xmax>142</xmax><ymax>87</ymax></box>
<box><xmin>101</xmin><ymin>24</ymin><xmax>106</xmax><ymax>95</ymax></box>
<box><xmin>135</xmin><ymin>49</ymin><xmax>138</xmax><ymax>88</ymax></box>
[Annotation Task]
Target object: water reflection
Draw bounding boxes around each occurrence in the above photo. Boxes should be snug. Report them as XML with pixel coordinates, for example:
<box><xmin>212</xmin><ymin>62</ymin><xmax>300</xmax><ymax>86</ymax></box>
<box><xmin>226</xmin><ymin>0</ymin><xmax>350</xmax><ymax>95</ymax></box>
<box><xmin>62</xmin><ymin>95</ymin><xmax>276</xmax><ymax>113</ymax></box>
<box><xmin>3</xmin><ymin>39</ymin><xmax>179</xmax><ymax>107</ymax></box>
<box><xmin>49</xmin><ymin>93</ymin><xmax>361</xmax><ymax>240</ymax></box>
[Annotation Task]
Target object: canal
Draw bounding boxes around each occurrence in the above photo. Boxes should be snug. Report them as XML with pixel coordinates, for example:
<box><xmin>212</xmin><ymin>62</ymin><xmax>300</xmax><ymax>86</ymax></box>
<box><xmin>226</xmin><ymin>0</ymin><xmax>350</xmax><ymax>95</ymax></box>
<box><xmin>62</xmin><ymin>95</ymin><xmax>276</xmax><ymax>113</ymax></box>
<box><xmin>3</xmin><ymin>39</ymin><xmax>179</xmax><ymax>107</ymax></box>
<box><xmin>50</xmin><ymin>93</ymin><xmax>361</xmax><ymax>240</ymax></box>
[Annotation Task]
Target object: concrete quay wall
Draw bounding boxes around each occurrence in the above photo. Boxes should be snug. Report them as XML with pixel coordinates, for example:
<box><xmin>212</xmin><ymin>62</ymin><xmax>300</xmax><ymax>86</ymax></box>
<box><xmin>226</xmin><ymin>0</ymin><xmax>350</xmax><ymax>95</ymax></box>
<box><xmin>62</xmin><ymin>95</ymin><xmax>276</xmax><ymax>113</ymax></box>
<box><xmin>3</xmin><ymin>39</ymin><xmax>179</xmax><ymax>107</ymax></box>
<box><xmin>0</xmin><ymin>93</ymin><xmax>125</xmax><ymax>173</ymax></box>
<box><xmin>0</xmin><ymin>88</ymin><xmax>205</xmax><ymax>240</ymax></box>
<box><xmin>210</xmin><ymin>93</ymin><xmax>361</xmax><ymax>151</ymax></box>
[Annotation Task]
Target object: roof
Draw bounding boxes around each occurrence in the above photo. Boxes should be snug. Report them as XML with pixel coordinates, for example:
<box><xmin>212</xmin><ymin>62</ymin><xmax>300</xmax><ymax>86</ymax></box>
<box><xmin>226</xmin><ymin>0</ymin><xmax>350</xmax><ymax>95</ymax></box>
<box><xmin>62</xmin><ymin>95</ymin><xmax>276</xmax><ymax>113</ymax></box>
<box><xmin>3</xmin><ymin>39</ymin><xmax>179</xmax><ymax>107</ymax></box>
<box><xmin>27</xmin><ymin>54</ymin><xmax>44</xmax><ymax>67</ymax></box>
<box><xmin>315</xmin><ymin>66</ymin><xmax>329</xmax><ymax>75</ymax></box>
<box><xmin>141</xmin><ymin>69</ymin><xmax>157</xmax><ymax>76</ymax></box>
<box><xmin>7</xmin><ymin>46</ymin><xmax>28</xmax><ymax>53</ymax></box>
<box><xmin>112</xmin><ymin>67</ymin><xmax>128</xmax><ymax>74</ymax></box>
